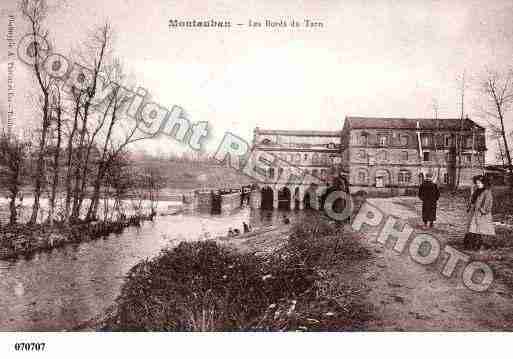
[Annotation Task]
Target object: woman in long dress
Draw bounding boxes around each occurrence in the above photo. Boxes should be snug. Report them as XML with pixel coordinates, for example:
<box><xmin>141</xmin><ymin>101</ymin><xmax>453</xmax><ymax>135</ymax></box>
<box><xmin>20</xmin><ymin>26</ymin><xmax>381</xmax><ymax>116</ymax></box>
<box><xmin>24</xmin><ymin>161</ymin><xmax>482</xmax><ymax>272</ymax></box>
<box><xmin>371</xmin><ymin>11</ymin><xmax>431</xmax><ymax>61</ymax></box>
<box><xmin>464</xmin><ymin>175</ymin><xmax>495</xmax><ymax>250</ymax></box>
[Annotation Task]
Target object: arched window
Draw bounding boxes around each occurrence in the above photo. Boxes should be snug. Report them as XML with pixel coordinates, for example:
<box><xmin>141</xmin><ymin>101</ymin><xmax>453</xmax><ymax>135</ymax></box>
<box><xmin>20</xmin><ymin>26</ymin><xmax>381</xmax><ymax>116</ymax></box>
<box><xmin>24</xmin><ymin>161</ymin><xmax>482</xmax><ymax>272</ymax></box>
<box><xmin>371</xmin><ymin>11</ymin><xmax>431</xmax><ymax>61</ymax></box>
<box><xmin>312</xmin><ymin>153</ymin><xmax>319</xmax><ymax>164</ymax></box>
<box><xmin>321</xmin><ymin>154</ymin><xmax>328</xmax><ymax>164</ymax></box>
<box><xmin>312</xmin><ymin>169</ymin><xmax>319</xmax><ymax>178</ymax></box>
<box><xmin>358</xmin><ymin>150</ymin><xmax>366</xmax><ymax>160</ymax></box>
<box><xmin>400</xmin><ymin>135</ymin><xmax>409</xmax><ymax>146</ymax></box>
<box><xmin>320</xmin><ymin>169</ymin><xmax>327</xmax><ymax>180</ymax></box>
<box><xmin>358</xmin><ymin>134</ymin><xmax>367</xmax><ymax>145</ymax></box>
<box><xmin>295</xmin><ymin>154</ymin><xmax>301</xmax><ymax>163</ymax></box>
<box><xmin>269</xmin><ymin>168</ymin><xmax>275</xmax><ymax>179</ymax></box>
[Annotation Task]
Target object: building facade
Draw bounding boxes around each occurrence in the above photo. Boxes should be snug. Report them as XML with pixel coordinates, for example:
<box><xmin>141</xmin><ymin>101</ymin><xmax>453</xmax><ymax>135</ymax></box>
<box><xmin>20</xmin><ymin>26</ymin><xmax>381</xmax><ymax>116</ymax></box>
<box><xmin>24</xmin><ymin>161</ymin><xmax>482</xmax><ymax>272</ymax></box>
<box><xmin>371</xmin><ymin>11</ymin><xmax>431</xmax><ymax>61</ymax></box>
<box><xmin>250</xmin><ymin>128</ymin><xmax>342</xmax><ymax>209</ymax></box>
<box><xmin>341</xmin><ymin>116</ymin><xmax>486</xmax><ymax>195</ymax></box>
<box><xmin>250</xmin><ymin>116</ymin><xmax>487</xmax><ymax>208</ymax></box>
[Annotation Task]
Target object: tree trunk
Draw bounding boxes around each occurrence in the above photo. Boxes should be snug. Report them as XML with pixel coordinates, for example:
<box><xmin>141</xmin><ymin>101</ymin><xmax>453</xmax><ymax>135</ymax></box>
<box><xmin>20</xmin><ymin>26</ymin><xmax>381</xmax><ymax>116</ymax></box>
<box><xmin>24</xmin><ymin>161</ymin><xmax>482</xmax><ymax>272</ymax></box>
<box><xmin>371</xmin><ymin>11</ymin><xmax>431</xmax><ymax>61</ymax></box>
<box><xmin>48</xmin><ymin>108</ymin><xmax>62</xmax><ymax>224</ymax></box>
<box><xmin>499</xmin><ymin>124</ymin><xmax>513</xmax><ymax>188</ymax></box>
<box><xmin>29</xmin><ymin>100</ymin><xmax>49</xmax><ymax>225</ymax></box>
<box><xmin>9</xmin><ymin>192</ymin><xmax>17</xmax><ymax>225</ymax></box>
<box><xmin>85</xmin><ymin>163</ymin><xmax>105</xmax><ymax>221</ymax></box>
<box><xmin>64</xmin><ymin>101</ymin><xmax>81</xmax><ymax>222</ymax></box>
<box><xmin>71</xmin><ymin>103</ymin><xmax>91</xmax><ymax>220</ymax></box>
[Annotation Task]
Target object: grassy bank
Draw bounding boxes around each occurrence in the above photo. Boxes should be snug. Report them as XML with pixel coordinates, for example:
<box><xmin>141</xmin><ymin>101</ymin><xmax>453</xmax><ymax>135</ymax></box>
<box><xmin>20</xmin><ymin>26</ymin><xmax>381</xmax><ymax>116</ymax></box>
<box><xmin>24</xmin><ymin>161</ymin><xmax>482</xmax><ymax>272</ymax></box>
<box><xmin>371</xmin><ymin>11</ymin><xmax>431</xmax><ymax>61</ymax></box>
<box><xmin>0</xmin><ymin>215</ymin><xmax>152</xmax><ymax>260</ymax></box>
<box><xmin>103</xmin><ymin>213</ymin><xmax>372</xmax><ymax>331</ymax></box>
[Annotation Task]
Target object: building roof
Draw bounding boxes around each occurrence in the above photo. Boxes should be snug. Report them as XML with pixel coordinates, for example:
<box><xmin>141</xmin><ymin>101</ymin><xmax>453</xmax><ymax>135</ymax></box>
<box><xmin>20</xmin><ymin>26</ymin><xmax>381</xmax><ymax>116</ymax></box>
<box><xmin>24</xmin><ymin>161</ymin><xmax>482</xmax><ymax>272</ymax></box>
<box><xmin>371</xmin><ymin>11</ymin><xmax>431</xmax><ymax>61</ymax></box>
<box><xmin>255</xmin><ymin>128</ymin><xmax>341</xmax><ymax>137</ymax></box>
<box><xmin>345</xmin><ymin>116</ymin><xmax>484</xmax><ymax>131</ymax></box>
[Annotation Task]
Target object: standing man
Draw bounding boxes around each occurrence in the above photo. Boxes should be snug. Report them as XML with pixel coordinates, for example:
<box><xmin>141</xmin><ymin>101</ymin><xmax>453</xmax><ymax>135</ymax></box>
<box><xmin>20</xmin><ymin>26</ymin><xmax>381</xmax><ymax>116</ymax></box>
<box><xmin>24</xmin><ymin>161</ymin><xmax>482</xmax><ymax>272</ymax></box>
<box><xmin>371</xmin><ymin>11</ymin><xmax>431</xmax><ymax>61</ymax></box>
<box><xmin>418</xmin><ymin>173</ymin><xmax>440</xmax><ymax>228</ymax></box>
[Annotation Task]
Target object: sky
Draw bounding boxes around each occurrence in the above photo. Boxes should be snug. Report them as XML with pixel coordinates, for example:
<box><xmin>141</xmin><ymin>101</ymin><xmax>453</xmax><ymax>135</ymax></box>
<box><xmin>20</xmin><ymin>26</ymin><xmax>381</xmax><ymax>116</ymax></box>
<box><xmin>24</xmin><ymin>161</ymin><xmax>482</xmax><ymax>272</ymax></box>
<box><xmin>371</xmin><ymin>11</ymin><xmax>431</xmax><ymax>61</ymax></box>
<box><xmin>1</xmin><ymin>0</ymin><xmax>513</xmax><ymax>161</ymax></box>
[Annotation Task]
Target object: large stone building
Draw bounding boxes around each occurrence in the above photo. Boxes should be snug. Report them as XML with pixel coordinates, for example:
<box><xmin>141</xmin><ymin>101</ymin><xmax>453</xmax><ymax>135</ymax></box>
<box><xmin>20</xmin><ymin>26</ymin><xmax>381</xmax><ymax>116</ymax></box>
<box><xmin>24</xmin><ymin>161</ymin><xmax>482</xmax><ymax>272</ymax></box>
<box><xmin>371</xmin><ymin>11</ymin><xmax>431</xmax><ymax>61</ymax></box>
<box><xmin>341</xmin><ymin>116</ymin><xmax>486</xmax><ymax>195</ymax></box>
<box><xmin>251</xmin><ymin>116</ymin><xmax>487</xmax><ymax>208</ymax></box>
<box><xmin>251</xmin><ymin>128</ymin><xmax>342</xmax><ymax>209</ymax></box>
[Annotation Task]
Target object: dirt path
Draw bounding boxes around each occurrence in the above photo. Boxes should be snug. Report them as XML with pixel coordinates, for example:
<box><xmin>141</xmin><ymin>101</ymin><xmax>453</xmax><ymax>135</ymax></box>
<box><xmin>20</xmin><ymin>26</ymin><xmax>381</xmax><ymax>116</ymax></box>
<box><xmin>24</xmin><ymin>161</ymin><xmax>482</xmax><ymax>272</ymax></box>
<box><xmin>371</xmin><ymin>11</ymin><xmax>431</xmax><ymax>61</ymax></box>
<box><xmin>353</xmin><ymin>197</ymin><xmax>513</xmax><ymax>331</ymax></box>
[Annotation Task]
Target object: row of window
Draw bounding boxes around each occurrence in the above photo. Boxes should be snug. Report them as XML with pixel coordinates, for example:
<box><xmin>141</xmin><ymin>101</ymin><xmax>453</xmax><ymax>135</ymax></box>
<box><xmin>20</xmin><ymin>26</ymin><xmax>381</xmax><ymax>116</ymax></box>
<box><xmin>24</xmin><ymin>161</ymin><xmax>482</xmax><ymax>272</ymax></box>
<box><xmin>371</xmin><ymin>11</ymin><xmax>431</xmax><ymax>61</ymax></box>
<box><xmin>356</xmin><ymin>150</ymin><xmax>483</xmax><ymax>163</ymax></box>
<box><xmin>355</xmin><ymin>133</ymin><xmax>484</xmax><ymax>148</ymax></box>
<box><xmin>259</xmin><ymin>136</ymin><xmax>339</xmax><ymax>146</ymax></box>
<box><xmin>268</xmin><ymin>152</ymin><xmax>332</xmax><ymax>165</ymax></box>
<box><xmin>268</xmin><ymin>167</ymin><xmax>328</xmax><ymax>180</ymax></box>
<box><xmin>356</xmin><ymin>170</ymin><xmax>451</xmax><ymax>185</ymax></box>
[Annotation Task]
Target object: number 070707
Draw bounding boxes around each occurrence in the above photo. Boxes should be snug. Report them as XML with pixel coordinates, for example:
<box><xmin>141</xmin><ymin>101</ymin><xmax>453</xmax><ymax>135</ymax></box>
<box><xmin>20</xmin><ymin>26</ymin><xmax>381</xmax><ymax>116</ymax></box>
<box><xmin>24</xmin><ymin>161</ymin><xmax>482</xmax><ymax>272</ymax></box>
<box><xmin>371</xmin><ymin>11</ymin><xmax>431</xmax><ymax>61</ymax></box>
<box><xmin>14</xmin><ymin>342</ymin><xmax>46</xmax><ymax>351</ymax></box>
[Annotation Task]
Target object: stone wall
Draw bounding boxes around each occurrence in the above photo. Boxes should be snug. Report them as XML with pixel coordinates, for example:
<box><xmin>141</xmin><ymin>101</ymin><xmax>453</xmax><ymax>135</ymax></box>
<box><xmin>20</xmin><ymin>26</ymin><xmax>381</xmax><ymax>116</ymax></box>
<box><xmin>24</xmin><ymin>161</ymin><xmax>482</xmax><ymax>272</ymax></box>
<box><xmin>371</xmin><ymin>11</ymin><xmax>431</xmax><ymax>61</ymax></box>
<box><xmin>220</xmin><ymin>193</ymin><xmax>241</xmax><ymax>214</ymax></box>
<box><xmin>196</xmin><ymin>191</ymin><xmax>213</xmax><ymax>214</ymax></box>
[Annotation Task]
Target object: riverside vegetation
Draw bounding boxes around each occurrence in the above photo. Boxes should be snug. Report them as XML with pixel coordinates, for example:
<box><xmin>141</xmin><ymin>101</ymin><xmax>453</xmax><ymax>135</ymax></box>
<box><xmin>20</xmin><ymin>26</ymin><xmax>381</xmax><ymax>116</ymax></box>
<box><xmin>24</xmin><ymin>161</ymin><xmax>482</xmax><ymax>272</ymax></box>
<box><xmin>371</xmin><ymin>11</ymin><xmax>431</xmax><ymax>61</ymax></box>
<box><xmin>103</xmin><ymin>212</ymin><xmax>373</xmax><ymax>331</ymax></box>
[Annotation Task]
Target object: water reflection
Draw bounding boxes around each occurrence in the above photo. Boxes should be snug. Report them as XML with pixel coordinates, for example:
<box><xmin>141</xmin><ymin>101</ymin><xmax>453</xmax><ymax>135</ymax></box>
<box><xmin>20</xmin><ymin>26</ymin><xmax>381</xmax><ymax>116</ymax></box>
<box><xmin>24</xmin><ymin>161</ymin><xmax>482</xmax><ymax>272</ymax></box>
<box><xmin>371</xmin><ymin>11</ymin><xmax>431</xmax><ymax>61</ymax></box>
<box><xmin>0</xmin><ymin>207</ymin><xmax>298</xmax><ymax>331</ymax></box>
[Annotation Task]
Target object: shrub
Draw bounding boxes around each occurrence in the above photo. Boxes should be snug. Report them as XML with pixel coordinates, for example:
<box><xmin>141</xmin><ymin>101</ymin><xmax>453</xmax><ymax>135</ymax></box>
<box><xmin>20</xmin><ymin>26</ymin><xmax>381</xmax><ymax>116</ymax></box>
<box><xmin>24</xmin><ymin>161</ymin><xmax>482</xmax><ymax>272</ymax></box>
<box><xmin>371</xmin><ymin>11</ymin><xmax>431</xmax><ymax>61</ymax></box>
<box><xmin>106</xmin><ymin>212</ymin><xmax>371</xmax><ymax>331</ymax></box>
<box><xmin>286</xmin><ymin>215</ymin><xmax>341</xmax><ymax>267</ymax></box>
<box><xmin>107</xmin><ymin>241</ymin><xmax>317</xmax><ymax>331</ymax></box>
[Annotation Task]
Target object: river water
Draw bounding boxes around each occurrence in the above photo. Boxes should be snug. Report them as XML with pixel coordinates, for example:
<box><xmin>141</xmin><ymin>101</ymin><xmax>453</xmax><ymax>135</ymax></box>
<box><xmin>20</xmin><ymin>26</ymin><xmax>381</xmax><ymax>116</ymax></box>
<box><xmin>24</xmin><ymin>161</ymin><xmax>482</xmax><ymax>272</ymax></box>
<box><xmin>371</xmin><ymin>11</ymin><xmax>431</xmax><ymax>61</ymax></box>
<box><xmin>0</xmin><ymin>207</ymin><xmax>292</xmax><ymax>331</ymax></box>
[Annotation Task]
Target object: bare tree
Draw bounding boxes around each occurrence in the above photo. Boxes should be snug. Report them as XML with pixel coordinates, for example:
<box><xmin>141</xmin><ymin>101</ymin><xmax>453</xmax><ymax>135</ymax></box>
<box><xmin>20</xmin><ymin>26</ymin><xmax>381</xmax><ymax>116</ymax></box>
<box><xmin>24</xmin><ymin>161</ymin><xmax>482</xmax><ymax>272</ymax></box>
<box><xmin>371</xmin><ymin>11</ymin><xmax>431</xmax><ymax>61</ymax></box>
<box><xmin>20</xmin><ymin>0</ymin><xmax>54</xmax><ymax>224</ymax></box>
<box><xmin>0</xmin><ymin>133</ymin><xmax>30</xmax><ymax>225</ymax></box>
<box><xmin>84</xmin><ymin>62</ymin><xmax>151</xmax><ymax>221</ymax></box>
<box><xmin>69</xmin><ymin>23</ymin><xmax>111</xmax><ymax>221</ymax></box>
<box><xmin>63</xmin><ymin>87</ymin><xmax>86</xmax><ymax>220</ymax></box>
<box><xmin>481</xmin><ymin>69</ymin><xmax>513</xmax><ymax>187</ymax></box>
<box><xmin>431</xmin><ymin>98</ymin><xmax>443</xmax><ymax>182</ymax></box>
<box><xmin>47</xmin><ymin>84</ymin><xmax>64</xmax><ymax>224</ymax></box>
<box><xmin>454</xmin><ymin>71</ymin><xmax>466</xmax><ymax>190</ymax></box>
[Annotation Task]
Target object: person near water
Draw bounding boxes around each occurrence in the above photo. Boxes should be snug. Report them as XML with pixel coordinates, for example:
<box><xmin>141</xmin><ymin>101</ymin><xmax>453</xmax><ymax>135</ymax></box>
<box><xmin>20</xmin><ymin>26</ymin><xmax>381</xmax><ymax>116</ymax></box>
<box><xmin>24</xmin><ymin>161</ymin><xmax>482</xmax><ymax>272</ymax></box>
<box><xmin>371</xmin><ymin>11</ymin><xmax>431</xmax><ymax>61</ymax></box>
<box><xmin>243</xmin><ymin>222</ymin><xmax>250</xmax><ymax>233</ymax></box>
<box><xmin>464</xmin><ymin>175</ymin><xmax>495</xmax><ymax>250</ymax></box>
<box><xmin>418</xmin><ymin>172</ymin><xmax>440</xmax><ymax>228</ymax></box>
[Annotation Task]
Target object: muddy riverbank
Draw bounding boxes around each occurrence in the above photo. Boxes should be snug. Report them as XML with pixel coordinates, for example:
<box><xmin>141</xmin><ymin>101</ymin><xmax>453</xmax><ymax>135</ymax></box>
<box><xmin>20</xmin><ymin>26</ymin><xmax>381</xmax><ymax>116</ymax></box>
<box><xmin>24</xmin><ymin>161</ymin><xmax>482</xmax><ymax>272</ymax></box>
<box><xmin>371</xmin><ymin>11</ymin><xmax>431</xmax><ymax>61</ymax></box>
<box><xmin>0</xmin><ymin>215</ymin><xmax>153</xmax><ymax>261</ymax></box>
<box><xmin>0</xmin><ymin>208</ymin><xmax>292</xmax><ymax>331</ymax></box>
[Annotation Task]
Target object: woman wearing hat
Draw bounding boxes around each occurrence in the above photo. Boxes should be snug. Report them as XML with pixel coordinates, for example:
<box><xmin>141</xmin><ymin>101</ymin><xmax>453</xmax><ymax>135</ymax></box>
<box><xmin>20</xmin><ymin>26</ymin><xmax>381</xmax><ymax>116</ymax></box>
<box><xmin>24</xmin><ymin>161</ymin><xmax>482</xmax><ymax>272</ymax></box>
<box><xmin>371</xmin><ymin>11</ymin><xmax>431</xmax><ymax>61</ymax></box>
<box><xmin>418</xmin><ymin>172</ymin><xmax>440</xmax><ymax>228</ymax></box>
<box><xmin>464</xmin><ymin>175</ymin><xmax>495</xmax><ymax>250</ymax></box>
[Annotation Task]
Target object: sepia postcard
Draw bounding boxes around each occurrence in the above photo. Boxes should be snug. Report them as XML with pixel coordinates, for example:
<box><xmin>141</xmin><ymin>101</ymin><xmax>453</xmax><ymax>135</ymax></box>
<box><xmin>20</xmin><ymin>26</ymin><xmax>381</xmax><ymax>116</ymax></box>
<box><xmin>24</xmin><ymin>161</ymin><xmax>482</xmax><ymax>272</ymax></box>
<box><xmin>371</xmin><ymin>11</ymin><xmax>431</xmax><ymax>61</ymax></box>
<box><xmin>0</xmin><ymin>0</ymin><xmax>512</xmax><ymax>357</ymax></box>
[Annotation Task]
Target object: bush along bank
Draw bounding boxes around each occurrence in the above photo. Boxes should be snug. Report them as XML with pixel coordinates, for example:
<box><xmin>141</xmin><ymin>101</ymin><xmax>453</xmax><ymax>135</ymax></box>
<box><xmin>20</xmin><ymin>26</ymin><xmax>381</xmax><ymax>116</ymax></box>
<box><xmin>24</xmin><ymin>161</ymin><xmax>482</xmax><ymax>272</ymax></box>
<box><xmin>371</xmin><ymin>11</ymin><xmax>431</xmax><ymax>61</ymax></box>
<box><xmin>104</xmin><ymin>213</ymin><xmax>373</xmax><ymax>331</ymax></box>
<box><xmin>0</xmin><ymin>215</ymin><xmax>154</xmax><ymax>260</ymax></box>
